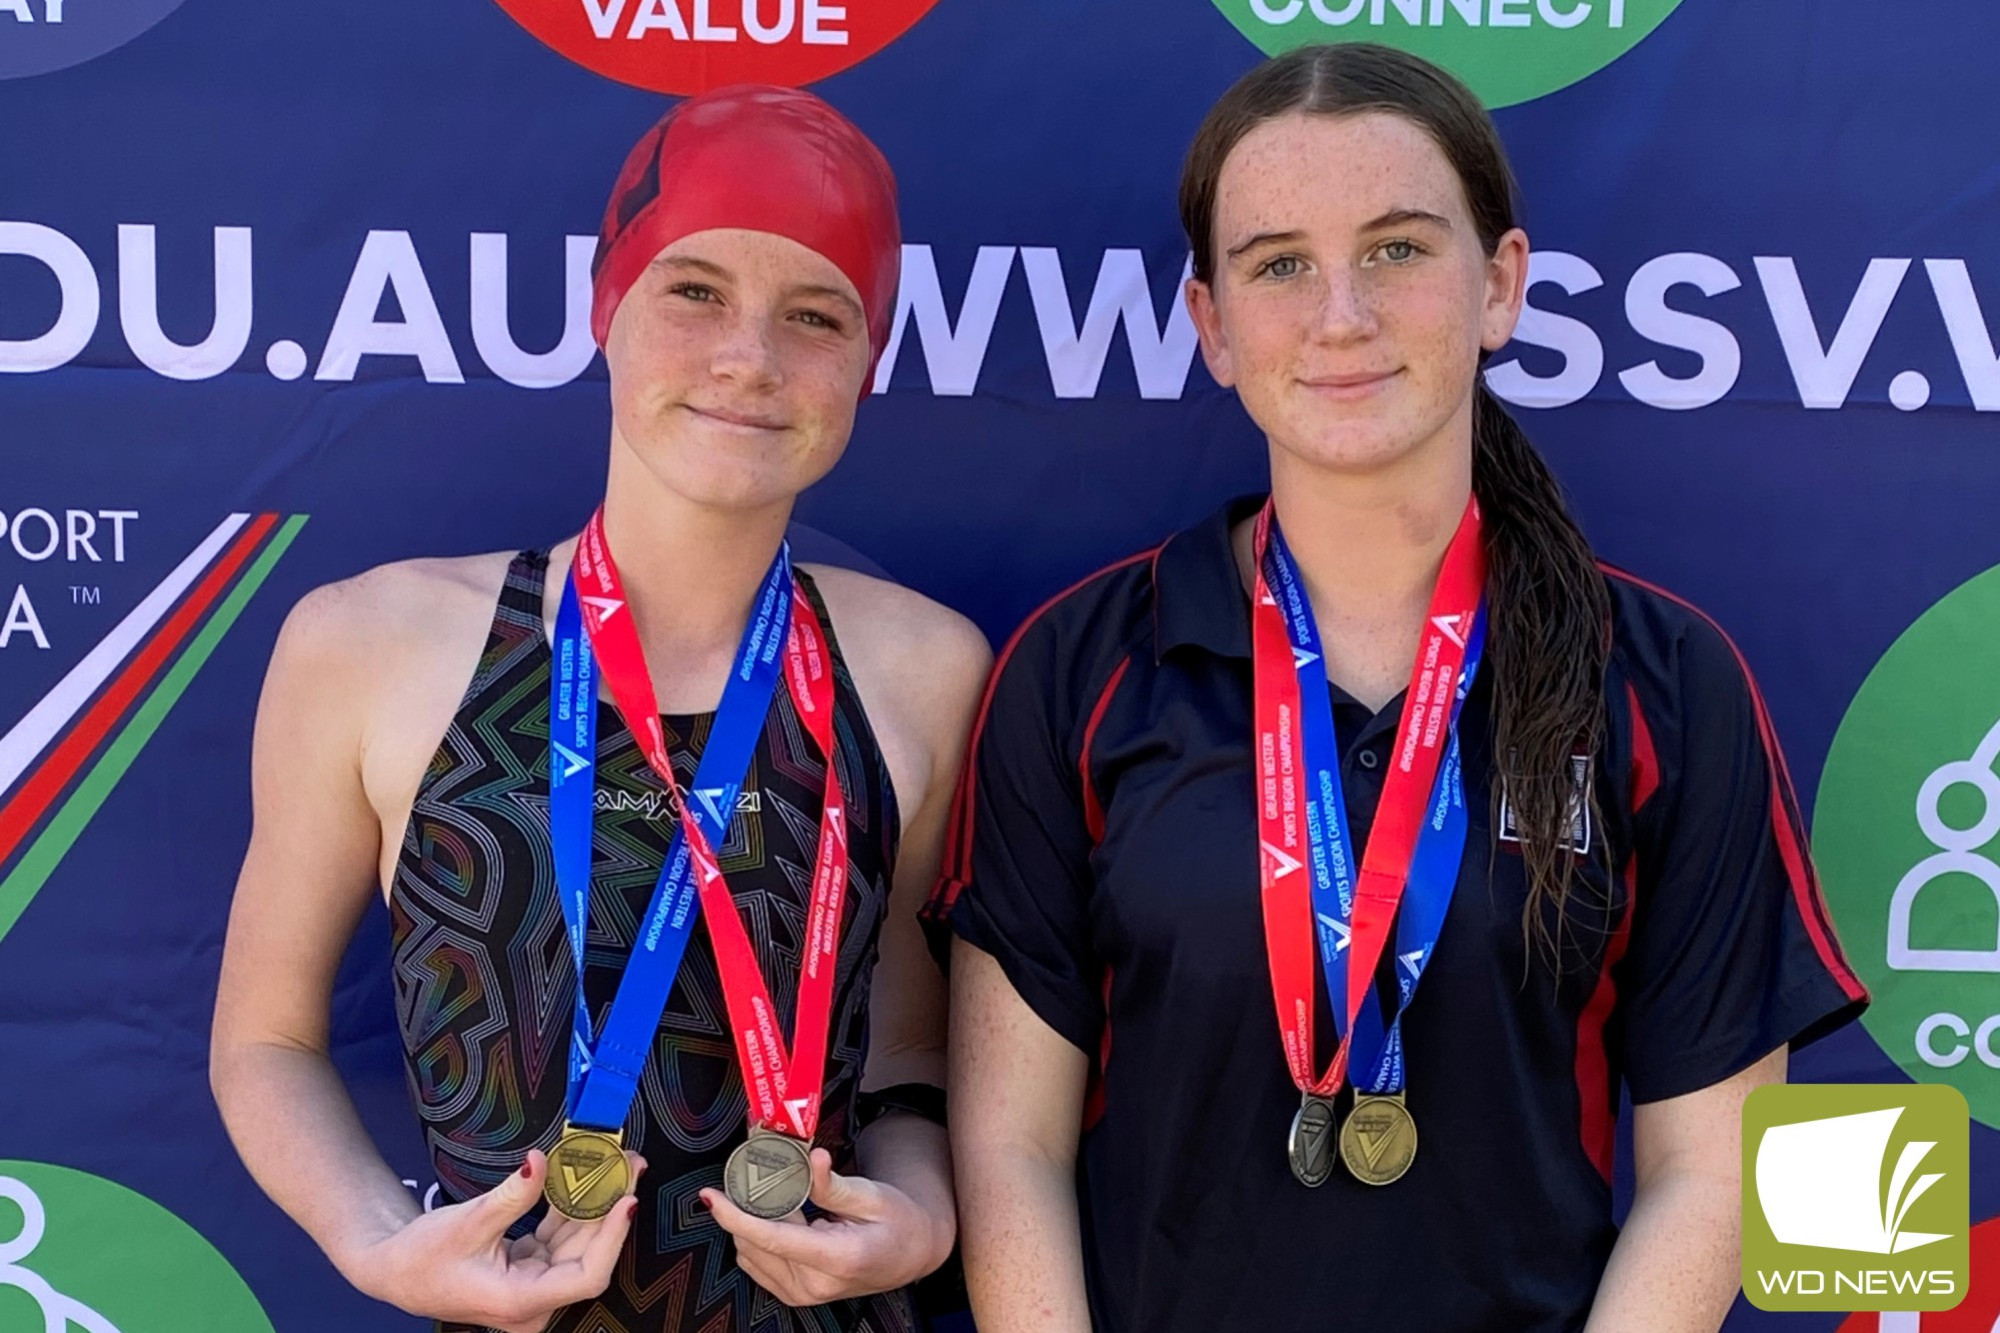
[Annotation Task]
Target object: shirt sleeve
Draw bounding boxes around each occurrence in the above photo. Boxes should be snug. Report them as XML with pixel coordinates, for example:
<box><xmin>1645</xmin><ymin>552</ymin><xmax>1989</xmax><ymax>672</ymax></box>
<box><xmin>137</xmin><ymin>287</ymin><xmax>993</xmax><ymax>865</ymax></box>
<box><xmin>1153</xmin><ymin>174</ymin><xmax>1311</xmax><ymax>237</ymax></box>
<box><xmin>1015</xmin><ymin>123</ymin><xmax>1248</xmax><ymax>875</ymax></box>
<box><xmin>921</xmin><ymin>616</ymin><xmax>1104</xmax><ymax>1054</ymax></box>
<box><xmin>1617</xmin><ymin>620</ymin><xmax>1869</xmax><ymax>1104</ymax></box>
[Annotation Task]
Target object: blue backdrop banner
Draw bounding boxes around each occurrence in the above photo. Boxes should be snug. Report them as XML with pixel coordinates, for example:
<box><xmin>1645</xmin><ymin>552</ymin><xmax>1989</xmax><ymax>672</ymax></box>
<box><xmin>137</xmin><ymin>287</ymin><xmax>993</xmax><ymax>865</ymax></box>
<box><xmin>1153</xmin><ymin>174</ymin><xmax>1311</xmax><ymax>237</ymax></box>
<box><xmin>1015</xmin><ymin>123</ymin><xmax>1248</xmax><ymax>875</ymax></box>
<box><xmin>2</xmin><ymin>2</ymin><xmax>1996</xmax><ymax>1329</ymax></box>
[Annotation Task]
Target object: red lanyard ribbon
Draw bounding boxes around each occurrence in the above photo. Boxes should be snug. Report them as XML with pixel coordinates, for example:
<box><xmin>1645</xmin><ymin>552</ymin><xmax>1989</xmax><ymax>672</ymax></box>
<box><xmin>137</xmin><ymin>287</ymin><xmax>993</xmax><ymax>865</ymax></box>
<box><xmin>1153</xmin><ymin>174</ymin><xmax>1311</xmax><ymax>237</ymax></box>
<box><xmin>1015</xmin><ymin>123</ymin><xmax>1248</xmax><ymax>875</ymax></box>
<box><xmin>1252</xmin><ymin>496</ymin><xmax>1486</xmax><ymax>1096</ymax></box>
<box><xmin>573</xmin><ymin>511</ymin><xmax>849</xmax><ymax>1140</ymax></box>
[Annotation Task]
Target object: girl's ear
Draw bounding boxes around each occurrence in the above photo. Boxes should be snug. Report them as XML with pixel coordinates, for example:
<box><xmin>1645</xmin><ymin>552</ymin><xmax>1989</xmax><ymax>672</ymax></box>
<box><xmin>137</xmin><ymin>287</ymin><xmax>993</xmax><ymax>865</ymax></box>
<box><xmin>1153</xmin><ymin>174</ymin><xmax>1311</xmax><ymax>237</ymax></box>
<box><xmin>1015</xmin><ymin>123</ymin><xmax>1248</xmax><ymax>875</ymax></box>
<box><xmin>1187</xmin><ymin>276</ymin><xmax>1237</xmax><ymax>388</ymax></box>
<box><xmin>1480</xmin><ymin>228</ymin><xmax>1531</xmax><ymax>353</ymax></box>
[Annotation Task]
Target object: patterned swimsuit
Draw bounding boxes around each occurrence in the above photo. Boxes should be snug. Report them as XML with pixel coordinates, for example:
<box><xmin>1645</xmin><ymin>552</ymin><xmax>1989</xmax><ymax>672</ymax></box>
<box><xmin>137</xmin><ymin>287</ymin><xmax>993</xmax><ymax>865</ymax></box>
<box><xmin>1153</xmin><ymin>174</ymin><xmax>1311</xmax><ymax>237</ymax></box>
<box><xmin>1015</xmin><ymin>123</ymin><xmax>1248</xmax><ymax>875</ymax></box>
<box><xmin>390</xmin><ymin>550</ymin><xmax>917</xmax><ymax>1333</ymax></box>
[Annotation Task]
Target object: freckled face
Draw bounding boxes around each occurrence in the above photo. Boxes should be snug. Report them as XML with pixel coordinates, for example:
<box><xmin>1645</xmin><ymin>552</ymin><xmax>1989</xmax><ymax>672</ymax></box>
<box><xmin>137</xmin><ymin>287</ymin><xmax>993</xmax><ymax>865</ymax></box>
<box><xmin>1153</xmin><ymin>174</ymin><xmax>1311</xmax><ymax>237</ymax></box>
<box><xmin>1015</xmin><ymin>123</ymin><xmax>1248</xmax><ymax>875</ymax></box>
<box><xmin>604</xmin><ymin>227</ymin><xmax>872</xmax><ymax>512</ymax></box>
<box><xmin>1186</xmin><ymin>112</ymin><xmax>1527</xmax><ymax>476</ymax></box>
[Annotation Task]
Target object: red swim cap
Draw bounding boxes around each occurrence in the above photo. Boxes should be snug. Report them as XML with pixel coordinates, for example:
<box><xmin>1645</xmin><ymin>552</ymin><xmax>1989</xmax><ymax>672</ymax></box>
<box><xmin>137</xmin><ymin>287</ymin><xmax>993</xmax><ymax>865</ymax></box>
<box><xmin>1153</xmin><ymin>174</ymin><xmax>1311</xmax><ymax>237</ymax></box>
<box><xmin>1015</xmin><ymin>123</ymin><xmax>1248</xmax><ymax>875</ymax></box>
<box><xmin>590</xmin><ymin>85</ymin><xmax>901</xmax><ymax>392</ymax></box>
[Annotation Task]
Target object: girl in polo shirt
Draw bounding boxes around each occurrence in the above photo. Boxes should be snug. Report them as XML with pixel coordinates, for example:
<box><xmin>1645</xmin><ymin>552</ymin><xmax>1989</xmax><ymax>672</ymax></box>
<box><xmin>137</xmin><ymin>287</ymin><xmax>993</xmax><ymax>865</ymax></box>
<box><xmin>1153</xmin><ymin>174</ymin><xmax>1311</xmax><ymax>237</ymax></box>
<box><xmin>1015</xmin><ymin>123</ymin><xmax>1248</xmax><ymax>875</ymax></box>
<box><xmin>929</xmin><ymin>44</ymin><xmax>1866</xmax><ymax>1333</ymax></box>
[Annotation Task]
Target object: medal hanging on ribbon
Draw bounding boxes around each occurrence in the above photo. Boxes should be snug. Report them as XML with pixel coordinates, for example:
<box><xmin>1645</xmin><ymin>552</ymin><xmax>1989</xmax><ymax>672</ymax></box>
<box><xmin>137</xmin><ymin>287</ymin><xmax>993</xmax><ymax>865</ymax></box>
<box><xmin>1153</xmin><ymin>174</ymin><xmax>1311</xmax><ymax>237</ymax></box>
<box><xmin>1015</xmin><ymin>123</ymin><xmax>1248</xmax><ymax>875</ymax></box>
<box><xmin>1340</xmin><ymin>600</ymin><xmax>1484</xmax><ymax>1187</ymax></box>
<box><xmin>1252</xmin><ymin>497</ymin><xmax>1486</xmax><ymax>1188</ymax></box>
<box><xmin>546</xmin><ymin>510</ymin><xmax>850</xmax><ymax>1222</ymax></box>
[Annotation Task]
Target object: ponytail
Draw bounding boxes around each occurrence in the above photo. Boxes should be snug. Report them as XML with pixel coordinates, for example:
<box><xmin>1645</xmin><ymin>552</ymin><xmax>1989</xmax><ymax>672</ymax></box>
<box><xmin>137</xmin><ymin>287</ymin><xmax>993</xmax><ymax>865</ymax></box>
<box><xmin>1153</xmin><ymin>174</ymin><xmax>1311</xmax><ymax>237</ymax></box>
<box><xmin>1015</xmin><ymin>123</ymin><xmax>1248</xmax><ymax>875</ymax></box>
<box><xmin>1472</xmin><ymin>384</ymin><xmax>1613</xmax><ymax>971</ymax></box>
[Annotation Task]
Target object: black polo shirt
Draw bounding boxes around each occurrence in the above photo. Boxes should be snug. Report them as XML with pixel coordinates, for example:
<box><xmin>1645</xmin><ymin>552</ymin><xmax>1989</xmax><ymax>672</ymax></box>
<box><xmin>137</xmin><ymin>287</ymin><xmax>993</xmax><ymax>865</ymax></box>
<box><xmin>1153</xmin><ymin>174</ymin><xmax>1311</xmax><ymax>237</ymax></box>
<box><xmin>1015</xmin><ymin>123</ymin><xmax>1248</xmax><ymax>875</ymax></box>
<box><xmin>924</xmin><ymin>495</ymin><xmax>1867</xmax><ymax>1333</ymax></box>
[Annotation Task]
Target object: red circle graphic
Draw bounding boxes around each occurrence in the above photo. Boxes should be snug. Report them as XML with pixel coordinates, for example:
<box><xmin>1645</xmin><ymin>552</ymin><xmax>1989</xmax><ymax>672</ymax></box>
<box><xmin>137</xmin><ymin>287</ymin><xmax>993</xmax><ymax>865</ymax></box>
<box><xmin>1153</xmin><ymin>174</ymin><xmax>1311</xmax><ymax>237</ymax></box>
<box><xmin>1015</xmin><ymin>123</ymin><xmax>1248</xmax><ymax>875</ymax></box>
<box><xmin>490</xmin><ymin>0</ymin><xmax>944</xmax><ymax>94</ymax></box>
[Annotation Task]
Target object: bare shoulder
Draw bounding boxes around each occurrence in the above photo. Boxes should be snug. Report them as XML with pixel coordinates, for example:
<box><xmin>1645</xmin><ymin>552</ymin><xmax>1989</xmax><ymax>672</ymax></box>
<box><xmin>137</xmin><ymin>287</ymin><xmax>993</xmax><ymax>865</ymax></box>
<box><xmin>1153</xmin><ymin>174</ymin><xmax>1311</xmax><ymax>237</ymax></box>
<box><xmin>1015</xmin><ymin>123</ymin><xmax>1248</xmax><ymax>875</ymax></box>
<box><xmin>799</xmin><ymin>564</ymin><xmax>991</xmax><ymax>812</ymax></box>
<box><xmin>273</xmin><ymin>551</ymin><xmax>519</xmax><ymax>682</ymax></box>
<box><xmin>266</xmin><ymin>550</ymin><xmax>530</xmax><ymax>874</ymax></box>
<box><xmin>801</xmin><ymin>564</ymin><xmax>992</xmax><ymax>695</ymax></box>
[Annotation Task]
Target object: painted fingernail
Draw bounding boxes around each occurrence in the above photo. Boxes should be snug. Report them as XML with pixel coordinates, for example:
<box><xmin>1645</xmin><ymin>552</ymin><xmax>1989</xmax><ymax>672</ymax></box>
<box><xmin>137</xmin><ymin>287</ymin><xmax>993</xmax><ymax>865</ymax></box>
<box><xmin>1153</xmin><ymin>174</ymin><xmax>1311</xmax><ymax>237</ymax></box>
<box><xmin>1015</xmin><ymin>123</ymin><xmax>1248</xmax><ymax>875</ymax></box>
<box><xmin>520</xmin><ymin>1162</ymin><xmax>533</xmax><ymax>1178</ymax></box>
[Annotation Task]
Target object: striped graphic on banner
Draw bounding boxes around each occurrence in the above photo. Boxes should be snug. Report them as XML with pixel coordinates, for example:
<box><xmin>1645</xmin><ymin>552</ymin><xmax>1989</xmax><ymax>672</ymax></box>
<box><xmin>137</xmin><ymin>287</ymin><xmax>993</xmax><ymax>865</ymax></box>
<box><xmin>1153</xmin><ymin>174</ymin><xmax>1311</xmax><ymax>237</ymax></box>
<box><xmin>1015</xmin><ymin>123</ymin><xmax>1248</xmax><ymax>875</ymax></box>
<box><xmin>0</xmin><ymin>513</ymin><xmax>308</xmax><ymax>945</ymax></box>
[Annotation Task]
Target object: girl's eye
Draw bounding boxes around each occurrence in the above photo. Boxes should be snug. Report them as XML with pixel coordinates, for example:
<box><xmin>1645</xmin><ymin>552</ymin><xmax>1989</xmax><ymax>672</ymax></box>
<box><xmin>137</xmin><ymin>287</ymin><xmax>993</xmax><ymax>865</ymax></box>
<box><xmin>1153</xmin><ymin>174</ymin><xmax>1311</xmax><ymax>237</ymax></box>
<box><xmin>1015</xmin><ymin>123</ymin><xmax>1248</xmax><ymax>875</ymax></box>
<box><xmin>1375</xmin><ymin>240</ymin><xmax>1421</xmax><ymax>264</ymax></box>
<box><xmin>1258</xmin><ymin>254</ymin><xmax>1304</xmax><ymax>280</ymax></box>
<box><xmin>669</xmin><ymin>282</ymin><xmax>718</xmax><ymax>303</ymax></box>
<box><xmin>795</xmin><ymin>309</ymin><xmax>843</xmax><ymax>332</ymax></box>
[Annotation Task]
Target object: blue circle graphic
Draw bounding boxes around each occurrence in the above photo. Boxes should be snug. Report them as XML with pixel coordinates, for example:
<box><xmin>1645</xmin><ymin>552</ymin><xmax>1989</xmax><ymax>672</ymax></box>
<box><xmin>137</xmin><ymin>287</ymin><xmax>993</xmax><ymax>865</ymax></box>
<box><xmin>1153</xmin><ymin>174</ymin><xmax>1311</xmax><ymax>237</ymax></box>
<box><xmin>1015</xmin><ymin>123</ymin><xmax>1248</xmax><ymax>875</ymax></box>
<box><xmin>0</xmin><ymin>0</ymin><xmax>189</xmax><ymax>81</ymax></box>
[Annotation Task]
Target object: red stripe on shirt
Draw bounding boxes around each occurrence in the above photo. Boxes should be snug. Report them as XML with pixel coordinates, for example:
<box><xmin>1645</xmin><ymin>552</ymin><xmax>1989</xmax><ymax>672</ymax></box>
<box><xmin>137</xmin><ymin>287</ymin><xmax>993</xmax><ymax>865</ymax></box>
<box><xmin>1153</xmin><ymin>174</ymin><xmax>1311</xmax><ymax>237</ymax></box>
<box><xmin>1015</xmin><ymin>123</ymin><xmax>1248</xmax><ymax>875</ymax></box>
<box><xmin>1626</xmin><ymin>679</ymin><xmax>1660</xmax><ymax>814</ymax></box>
<box><xmin>1083</xmin><ymin>964</ymin><xmax>1115</xmax><ymax>1132</ymax></box>
<box><xmin>1574</xmin><ymin>680</ymin><xmax>1653</xmax><ymax>1181</ymax></box>
<box><xmin>1576</xmin><ymin>852</ymin><xmax>1638</xmax><ymax>1182</ymax></box>
<box><xmin>1599</xmin><ymin>565</ymin><xmax>1867</xmax><ymax>1004</ymax></box>
<box><xmin>1075</xmin><ymin>661</ymin><xmax>1133</xmax><ymax>1127</ymax></box>
<box><xmin>928</xmin><ymin>550</ymin><xmax>1159</xmax><ymax>920</ymax></box>
<box><xmin>1079</xmin><ymin>657</ymin><xmax>1132</xmax><ymax>843</ymax></box>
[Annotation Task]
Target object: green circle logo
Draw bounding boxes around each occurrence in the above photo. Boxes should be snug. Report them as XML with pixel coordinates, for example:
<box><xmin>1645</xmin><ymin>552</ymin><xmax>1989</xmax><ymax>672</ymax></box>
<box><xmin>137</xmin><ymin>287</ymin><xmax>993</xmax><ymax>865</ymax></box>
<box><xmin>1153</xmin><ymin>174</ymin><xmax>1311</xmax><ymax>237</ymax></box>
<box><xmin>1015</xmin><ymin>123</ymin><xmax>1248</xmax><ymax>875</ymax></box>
<box><xmin>0</xmin><ymin>1162</ymin><xmax>276</xmax><ymax>1332</ymax></box>
<box><xmin>1209</xmin><ymin>0</ymin><xmax>1685</xmax><ymax>107</ymax></box>
<box><xmin>1816</xmin><ymin>564</ymin><xmax>2000</xmax><ymax>1130</ymax></box>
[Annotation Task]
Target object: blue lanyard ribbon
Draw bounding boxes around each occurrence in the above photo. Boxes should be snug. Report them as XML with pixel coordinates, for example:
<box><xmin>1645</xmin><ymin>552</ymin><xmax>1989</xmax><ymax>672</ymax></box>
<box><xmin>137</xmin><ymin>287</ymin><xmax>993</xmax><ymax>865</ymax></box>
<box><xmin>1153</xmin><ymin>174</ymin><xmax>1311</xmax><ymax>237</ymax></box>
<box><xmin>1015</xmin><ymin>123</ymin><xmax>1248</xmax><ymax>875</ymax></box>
<box><xmin>549</xmin><ymin>547</ymin><xmax>794</xmax><ymax>1130</ymax></box>
<box><xmin>1261</xmin><ymin>524</ymin><xmax>1486</xmax><ymax>1097</ymax></box>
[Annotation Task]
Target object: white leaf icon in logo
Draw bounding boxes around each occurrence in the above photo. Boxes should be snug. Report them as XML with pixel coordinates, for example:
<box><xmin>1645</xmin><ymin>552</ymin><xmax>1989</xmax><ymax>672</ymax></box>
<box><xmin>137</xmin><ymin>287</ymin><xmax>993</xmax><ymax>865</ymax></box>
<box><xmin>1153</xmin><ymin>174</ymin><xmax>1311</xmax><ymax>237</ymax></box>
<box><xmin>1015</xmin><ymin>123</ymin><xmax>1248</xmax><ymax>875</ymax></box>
<box><xmin>1754</xmin><ymin>1108</ymin><xmax>1952</xmax><ymax>1255</ymax></box>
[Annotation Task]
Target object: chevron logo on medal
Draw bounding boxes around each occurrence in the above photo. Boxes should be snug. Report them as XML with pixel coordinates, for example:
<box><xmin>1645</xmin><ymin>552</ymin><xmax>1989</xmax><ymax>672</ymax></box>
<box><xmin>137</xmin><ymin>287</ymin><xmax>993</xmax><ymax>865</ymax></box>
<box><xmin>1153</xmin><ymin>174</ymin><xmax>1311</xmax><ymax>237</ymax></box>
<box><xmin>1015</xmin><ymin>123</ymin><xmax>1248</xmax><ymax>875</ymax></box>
<box><xmin>1350</xmin><ymin>1113</ymin><xmax>1399</xmax><ymax>1170</ymax></box>
<box><xmin>745</xmin><ymin>1155</ymin><xmax>800</xmax><ymax>1205</ymax></box>
<box><xmin>559</xmin><ymin>1156</ymin><xmax>620</xmax><ymax>1200</ymax></box>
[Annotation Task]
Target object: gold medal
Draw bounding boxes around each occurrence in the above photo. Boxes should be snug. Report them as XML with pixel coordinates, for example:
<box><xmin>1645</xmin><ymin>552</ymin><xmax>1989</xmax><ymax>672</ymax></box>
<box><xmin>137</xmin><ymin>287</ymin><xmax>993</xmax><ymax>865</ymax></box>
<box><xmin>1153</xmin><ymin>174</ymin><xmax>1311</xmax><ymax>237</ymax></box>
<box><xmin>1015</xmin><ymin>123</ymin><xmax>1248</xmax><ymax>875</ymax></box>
<box><xmin>723</xmin><ymin>1127</ymin><xmax>813</xmax><ymax>1219</ymax></box>
<box><xmin>543</xmin><ymin>1123</ymin><xmax>630</xmax><ymax>1221</ymax></box>
<box><xmin>1339</xmin><ymin>1091</ymin><xmax>1417</xmax><ymax>1186</ymax></box>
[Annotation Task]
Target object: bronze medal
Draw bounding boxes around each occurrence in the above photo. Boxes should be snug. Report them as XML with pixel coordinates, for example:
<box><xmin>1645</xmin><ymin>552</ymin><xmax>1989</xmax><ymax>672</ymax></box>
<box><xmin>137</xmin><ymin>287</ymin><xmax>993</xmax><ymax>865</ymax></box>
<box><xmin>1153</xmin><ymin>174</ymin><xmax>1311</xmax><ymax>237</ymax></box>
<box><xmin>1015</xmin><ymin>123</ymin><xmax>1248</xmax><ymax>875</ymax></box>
<box><xmin>543</xmin><ymin>1124</ymin><xmax>630</xmax><ymax>1221</ymax></box>
<box><xmin>1339</xmin><ymin>1091</ymin><xmax>1417</xmax><ymax>1186</ymax></box>
<box><xmin>1288</xmin><ymin>1093</ymin><xmax>1339</xmax><ymax>1187</ymax></box>
<box><xmin>724</xmin><ymin>1128</ymin><xmax>813</xmax><ymax>1219</ymax></box>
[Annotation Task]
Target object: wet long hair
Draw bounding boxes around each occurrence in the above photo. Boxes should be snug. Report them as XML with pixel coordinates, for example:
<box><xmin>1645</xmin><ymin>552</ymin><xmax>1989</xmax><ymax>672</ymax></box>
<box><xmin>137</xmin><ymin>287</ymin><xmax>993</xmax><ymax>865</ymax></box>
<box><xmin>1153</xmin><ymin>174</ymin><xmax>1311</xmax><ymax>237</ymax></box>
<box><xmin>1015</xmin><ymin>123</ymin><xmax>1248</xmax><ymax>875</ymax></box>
<box><xmin>1179</xmin><ymin>44</ymin><xmax>1611</xmax><ymax>966</ymax></box>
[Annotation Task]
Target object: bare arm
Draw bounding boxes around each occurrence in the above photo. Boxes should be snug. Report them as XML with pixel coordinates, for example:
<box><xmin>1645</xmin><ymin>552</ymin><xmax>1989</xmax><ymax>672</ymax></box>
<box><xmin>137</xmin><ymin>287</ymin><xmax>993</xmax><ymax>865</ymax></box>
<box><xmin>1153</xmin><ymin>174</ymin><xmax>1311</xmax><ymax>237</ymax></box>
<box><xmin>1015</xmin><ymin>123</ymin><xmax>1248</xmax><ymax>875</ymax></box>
<box><xmin>707</xmin><ymin>779</ymin><xmax>960</xmax><ymax>1303</ymax></box>
<box><xmin>211</xmin><ymin>579</ymin><xmax>635</xmax><ymax>1332</ymax></box>
<box><xmin>704</xmin><ymin>587</ymin><xmax>986</xmax><ymax>1304</ymax></box>
<box><xmin>846</xmin><ymin>700</ymin><xmax>966</xmax><ymax>1265</ymax></box>
<box><xmin>950</xmin><ymin>939</ymin><xmax>1093</xmax><ymax>1333</ymax></box>
<box><xmin>210</xmin><ymin>582</ymin><xmax>427</xmax><ymax>1280</ymax></box>
<box><xmin>1584</xmin><ymin>1046</ymin><xmax>1786</xmax><ymax>1333</ymax></box>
